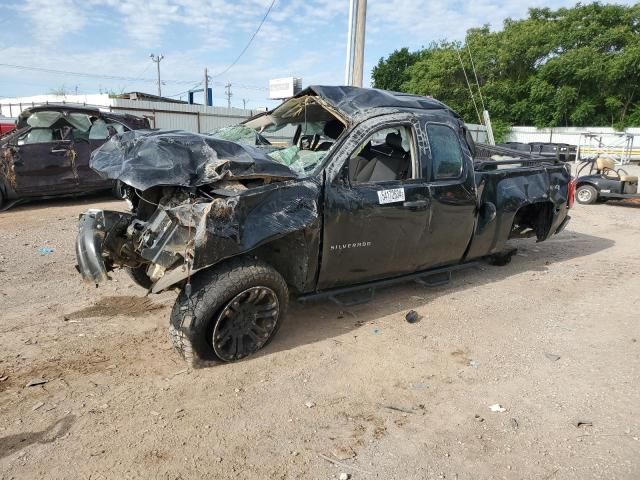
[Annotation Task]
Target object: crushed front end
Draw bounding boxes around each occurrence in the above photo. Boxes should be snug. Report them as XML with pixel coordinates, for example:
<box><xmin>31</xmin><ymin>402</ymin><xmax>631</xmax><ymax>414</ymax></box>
<box><xmin>76</xmin><ymin>186</ymin><xmax>248</xmax><ymax>292</ymax></box>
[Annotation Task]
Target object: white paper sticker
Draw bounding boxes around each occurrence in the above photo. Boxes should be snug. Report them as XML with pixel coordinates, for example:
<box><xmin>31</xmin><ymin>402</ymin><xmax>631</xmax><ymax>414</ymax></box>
<box><xmin>377</xmin><ymin>188</ymin><xmax>405</xmax><ymax>204</ymax></box>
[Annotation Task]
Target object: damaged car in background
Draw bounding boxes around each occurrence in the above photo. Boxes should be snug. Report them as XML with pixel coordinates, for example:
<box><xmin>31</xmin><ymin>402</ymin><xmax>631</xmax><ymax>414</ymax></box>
<box><xmin>0</xmin><ymin>104</ymin><xmax>149</xmax><ymax>210</ymax></box>
<box><xmin>75</xmin><ymin>86</ymin><xmax>574</xmax><ymax>365</ymax></box>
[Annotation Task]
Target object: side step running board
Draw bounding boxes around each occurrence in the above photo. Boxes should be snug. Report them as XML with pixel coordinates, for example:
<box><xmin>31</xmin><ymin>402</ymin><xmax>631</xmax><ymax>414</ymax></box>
<box><xmin>299</xmin><ymin>261</ymin><xmax>479</xmax><ymax>307</ymax></box>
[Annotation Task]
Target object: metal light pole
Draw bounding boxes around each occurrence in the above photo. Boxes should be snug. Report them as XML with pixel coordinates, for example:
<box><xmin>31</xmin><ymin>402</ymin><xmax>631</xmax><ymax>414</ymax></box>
<box><xmin>344</xmin><ymin>0</ymin><xmax>355</xmax><ymax>85</ymax></box>
<box><xmin>352</xmin><ymin>0</ymin><xmax>367</xmax><ymax>87</ymax></box>
<box><xmin>149</xmin><ymin>53</ymin><xmax>164</xmax><ymax>96</ymax></box>
<box><xmin>345</xmin><ymin>0</ymin><xmax>366</xmax><ymax>87</ymax></box>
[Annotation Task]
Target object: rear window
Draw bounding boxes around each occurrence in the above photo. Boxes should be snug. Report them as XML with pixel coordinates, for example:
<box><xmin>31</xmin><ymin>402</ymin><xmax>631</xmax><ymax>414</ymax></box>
<box><xmin>426</xmin><ymin>124</ymin><xmax>463</xmax><ymax>180</ymax></box>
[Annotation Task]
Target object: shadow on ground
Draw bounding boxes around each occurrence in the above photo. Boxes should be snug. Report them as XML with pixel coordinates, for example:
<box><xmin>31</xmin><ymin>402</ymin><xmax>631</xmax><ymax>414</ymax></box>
<box><xmin>0</xmin><ymin>415</ymin><xmax>76</xmax><ymax>459</ymax></box>
<box><xmin>12</xmin><ymin>228</ymin><xmax>613</xmax><ymax>370</ymax></box>
<box><xmin>0</xmin><ymin>192</ymin><xmax>120</xmax><ymax>214</ymax></box>
<box><xmin>261</xmin><ymin>229</ymin><xmax>614</xmax><ymax>360</ymax></box>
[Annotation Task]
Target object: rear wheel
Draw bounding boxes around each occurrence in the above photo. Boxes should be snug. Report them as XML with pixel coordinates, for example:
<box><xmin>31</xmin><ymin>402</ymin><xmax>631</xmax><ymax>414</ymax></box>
<box><xmin>169</xmin><ymin>258</ymin><xmax>288</xmax><ymax>364</ymax></box>
<box><xmin>576</xmin><ymin>185</ymin><xmax>597</xmax><ymax>205</ymax></box>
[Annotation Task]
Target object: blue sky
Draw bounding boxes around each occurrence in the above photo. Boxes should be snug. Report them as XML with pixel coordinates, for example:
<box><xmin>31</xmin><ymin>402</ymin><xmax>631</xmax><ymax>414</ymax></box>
<box><xmin>0</xmin><ymin>0</ymin><xmax>636</xmax><ymax>109</ymax></box>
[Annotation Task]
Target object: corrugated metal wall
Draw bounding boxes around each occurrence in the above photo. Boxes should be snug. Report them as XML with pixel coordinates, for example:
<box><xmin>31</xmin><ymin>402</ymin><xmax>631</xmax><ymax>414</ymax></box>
<box><xmin>107</xmin><ymin>99</ymin><xmax>255</xmax><ymax>133</ymax></box>
<box><xmin>506</xmin><ymin>126</ymin><xmax>640</xmax><ymax>144</ymax></box>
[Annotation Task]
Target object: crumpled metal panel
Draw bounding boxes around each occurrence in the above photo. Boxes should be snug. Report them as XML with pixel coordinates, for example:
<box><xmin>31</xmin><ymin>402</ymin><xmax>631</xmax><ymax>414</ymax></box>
<box><xmin>90</xmin><ymin>129</ymin><xmax>297</xmax><ymax>191</ymax></box>
<box><xmin>301</xmin><ymin>85</ymin><xmax>460</xmax><ymax>122</ymax></box>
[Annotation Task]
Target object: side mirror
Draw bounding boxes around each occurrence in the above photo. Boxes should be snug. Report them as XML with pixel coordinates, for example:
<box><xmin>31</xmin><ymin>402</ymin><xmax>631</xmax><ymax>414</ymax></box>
<box><xmin>477</xmin><ymin>202</ymin><xmax>497</xmax><ymax>232</ymax></box>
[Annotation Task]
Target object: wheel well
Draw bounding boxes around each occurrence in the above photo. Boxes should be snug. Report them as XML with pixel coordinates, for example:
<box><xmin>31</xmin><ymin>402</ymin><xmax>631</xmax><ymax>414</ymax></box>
<box><xmin>576</xmin><ymin>180</ymin><xmax>597</xmax><ymax>190</ymax></box>
<box><xmin>509</xmin><ymin>202</ymin><xmax>554</xmax><ymax>241</ymax></box>
<box><xmin>248</xmin><ymin>231</ymin><xmax>314</xmax><ymax>294</ymax></box>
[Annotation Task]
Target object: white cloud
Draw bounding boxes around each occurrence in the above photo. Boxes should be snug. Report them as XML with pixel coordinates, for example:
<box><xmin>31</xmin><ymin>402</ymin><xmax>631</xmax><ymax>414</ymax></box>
<box><xmin>20</xmin><ymin>0</ymin><xmax>86</xmax><ymax>43</ymax></box>
<box><xmin>5</xmin><ymin>0</ymin><xmax>639</xmax><ymax>103</ymax></box>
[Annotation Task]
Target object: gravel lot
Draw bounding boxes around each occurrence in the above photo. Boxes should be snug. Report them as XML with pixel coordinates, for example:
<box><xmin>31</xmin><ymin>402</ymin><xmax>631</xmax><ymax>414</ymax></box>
<box><xmin>0</xmin><ymin>183</ymin><xmax>639</xmax><ymax>479</ymax></box>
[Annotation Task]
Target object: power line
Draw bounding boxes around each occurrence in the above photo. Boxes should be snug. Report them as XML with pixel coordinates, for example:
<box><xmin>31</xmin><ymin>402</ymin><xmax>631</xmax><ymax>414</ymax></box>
<box><xmin>166</xmin><ymin>81</ymin><xmax>203</xmax><ymax>99</ymax></box>
<box><xmin>121</xmin><ymin>62</ymin><xmax>153</xmax><ymax>92</ymax></box>
<box><xmin>210</xmin><ymin>0</ymin><xmax>277</xmax><ymax>78</ymax></box>
<box><xmin>0</xmin><ymin>63</ymin><xmax>199</xmax><ymax>85</ymax></box>
<box><xmin>0</xmin><ymin>62</ymin><xmax>268</xmax><ymax>91</ymax></box>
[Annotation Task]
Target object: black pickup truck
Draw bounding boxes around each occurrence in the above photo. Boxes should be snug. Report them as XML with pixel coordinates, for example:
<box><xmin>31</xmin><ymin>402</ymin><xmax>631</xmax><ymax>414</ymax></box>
<box><xmin>75</xmin><ymin>86</ymin><xmax>574</xmax><ymax>364</ymax></box>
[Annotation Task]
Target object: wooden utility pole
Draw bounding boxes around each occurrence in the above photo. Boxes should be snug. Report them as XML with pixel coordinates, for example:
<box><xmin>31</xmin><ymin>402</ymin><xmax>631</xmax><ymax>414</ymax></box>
<box><xmin>225</xmin><ymin>83</ymin><xmax>232</xmax><ymax>109</ymax></box>
<box><xmin>352</xmin><ymin>0</ymin><xmax>367</xmax><ymax>87</ymax></box>
<box><xmin>150</xmin><ymin>54</ymin><xmax>164</xmax><ymax>96</ymax></box>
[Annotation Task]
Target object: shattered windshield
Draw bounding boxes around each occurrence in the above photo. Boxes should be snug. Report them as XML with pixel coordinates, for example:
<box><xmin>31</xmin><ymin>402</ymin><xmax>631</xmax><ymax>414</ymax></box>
<box><xmin>209</xmin><ymin>125</ymin><xmax>272</xmax><ymax>146</ymax></box>
<box><xmin>240</xmin><ymin>95</ymin><xmax>346</xmax><ymax>176</ymax></box>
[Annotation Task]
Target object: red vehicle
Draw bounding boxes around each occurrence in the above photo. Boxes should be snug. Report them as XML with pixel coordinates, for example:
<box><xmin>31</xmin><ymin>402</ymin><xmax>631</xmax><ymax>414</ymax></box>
<box><xmin>0</xmin><ymin>117</ymin><xmax>15</xmax><ymax>135</ymax></box>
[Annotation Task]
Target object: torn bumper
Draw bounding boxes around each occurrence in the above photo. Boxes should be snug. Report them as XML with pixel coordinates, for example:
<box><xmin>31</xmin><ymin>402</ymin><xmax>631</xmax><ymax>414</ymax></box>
<box><xmin>75</xmin><ymin>209</ymin><xmax>134</xmax><ymax>286</ymax></box>
<box><xmin>75</xmin><ymin>210</ymin><xmax>108</xmax><ymax>285</ymax></box>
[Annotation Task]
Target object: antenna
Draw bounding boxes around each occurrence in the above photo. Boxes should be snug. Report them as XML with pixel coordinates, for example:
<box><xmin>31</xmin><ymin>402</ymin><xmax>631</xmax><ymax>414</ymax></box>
<box><xmin>467</xmin><ymin>43</ymin><xmax>486</xmax><ymax>112</ymax></box>
<box><xmin>456</xmin><ymin>49</ymin><xmax>482</xmax><ymax>125</ymax></box>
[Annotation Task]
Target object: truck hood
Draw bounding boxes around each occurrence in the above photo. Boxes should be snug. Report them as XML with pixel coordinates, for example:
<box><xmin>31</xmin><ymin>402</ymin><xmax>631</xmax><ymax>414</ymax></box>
<box><xmin>90</xmin><ymin>129</ymin><xmax>297</xmax><ymax>191</ymax></box>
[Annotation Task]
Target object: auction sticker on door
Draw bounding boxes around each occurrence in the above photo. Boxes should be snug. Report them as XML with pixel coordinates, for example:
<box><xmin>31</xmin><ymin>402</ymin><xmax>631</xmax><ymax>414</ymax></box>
<box><xmin>377</xmin><ymin>188</ymin><xmax>405</xmax><ymax>204</ymax></box>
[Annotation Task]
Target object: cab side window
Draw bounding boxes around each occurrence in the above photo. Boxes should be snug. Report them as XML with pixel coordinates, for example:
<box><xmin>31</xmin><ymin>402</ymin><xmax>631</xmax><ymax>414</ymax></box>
<box><xmin>426</xmin><ymin>124</ymin><xmax>463</xmax><ymax>180</ymax></box>
<box><xmin>348</xmin><ymin>125</ymin><xmax>414</xmax><ymax>184</ymax></box>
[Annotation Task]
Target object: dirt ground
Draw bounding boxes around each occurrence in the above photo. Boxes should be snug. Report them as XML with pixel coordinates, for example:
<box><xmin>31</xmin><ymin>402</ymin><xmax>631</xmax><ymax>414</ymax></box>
<box><xmin>0</xmin><ymin>188</ymin><xmax>639</xmax><ymax>480</ymax></box>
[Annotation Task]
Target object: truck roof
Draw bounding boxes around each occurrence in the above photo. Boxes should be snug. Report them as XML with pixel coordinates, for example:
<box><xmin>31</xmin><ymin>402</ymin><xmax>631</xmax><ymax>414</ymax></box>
<box><xmin>301</xmin><ymin>85</ymin><xmax>460</xmax><ymax>121</ymax></box>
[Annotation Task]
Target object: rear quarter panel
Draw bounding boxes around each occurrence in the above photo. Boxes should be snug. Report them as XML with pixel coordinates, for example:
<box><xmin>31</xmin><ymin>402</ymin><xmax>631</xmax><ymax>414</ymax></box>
<box><xmin>465</xmin><ymin>164</ymin><xmax>571</xmax><ymax>259</ymax></box>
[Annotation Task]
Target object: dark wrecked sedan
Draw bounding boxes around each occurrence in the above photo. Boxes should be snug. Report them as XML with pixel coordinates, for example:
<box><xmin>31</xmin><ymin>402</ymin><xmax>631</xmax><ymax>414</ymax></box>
<box><xmin>0</xmin><ymin>104</ymin><xmax>149</xmax><ymax>210</ymax></box>
<box><xmin>75</xmin><ymin>86</ymin><xmax>574</xmax><ymax>365</ymax></box>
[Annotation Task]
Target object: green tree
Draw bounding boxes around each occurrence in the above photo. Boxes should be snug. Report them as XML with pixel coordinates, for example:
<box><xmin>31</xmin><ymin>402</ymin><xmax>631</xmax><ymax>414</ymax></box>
<box><xmin>372</xmin><ymin>2</ymin><xmax>640</xmax><ymax>129</ymax></box>
<box><xmin>371</xmin><ymin>47</ymin><xmax>421</xmax><ymax>91</ymax></box>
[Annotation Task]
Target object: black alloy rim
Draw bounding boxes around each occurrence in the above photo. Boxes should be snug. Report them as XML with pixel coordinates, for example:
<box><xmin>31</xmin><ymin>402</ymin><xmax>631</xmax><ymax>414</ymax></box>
<box><xmin>212</xmin><ymin>286</ymin><xmax>279</xmax><ymax>361</ymax></box>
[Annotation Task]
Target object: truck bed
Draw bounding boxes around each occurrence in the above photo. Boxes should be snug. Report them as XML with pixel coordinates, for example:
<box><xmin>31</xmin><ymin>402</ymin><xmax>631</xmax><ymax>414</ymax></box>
<box><xmin>464</xmin><ymin>143</ymin><xmax>572</xmax><ymax>261</ymax></box>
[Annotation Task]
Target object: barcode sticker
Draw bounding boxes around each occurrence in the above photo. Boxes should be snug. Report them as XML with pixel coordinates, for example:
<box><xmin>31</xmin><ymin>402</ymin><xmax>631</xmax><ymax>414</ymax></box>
<box><xmin>377</xmin><ymin>188</ymin><xmax>405</xmax><ymax>204</ymax></box>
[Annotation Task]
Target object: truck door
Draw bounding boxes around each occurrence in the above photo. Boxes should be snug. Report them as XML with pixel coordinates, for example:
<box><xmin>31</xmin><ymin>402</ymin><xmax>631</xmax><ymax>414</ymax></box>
<box><xmin>419</xmin><ymin>121</ymin><xmax>477</xmax><ymax>267</ymax></box>
<box><xmin>317</xmin><ymin>115</ymin><xmax>431</xmax><ymax>290</ymax></box>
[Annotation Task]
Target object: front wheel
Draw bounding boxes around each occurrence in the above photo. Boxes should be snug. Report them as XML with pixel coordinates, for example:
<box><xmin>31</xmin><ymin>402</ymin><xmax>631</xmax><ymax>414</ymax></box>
<box><xmin>169</xmin><ymin>259</ymin><xmax>288</xmax><ymax>364</ymax></box>
<box><xmin>576</xmin><ymin>185</ymin><xmax>598</xmax><ymax>205</ymax></box>
<box><xmin>126</xmin><ymin>266</ymin><xmax>153</xmax><ymax>289</ymax></box>
<box><xmin>112</xmin><ymin>180</ymin><xmax>127</xmax><ymax>200</ymax></box>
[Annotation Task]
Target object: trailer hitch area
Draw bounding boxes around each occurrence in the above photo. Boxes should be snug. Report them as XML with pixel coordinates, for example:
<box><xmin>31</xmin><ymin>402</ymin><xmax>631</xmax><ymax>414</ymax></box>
<box><xmin>75</xmin><ymin>209</ymin><xmax>134</xmax><ymax>286</ymax></box>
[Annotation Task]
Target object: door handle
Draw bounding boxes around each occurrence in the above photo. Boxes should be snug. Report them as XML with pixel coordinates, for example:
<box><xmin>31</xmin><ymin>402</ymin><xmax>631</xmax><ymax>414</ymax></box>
<box><xmin>50</xmin><ymin>148</ymin><xmax>68</xmax><ymax>153</ymax></box>
<box><xmin>403</xmin><ymin>200</ymin><xmax>429</xmax><ymax>209</ymax></box>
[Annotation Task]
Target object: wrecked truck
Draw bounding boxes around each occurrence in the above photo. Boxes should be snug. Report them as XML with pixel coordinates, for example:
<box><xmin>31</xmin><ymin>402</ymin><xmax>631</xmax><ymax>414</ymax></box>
<box><xmin>75</xmin><ymin>86</ymin><xmax>574</xmax><ymax>364</ymax></box>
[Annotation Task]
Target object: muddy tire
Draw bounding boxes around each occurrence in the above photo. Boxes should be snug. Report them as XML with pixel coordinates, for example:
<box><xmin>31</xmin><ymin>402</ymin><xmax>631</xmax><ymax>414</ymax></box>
<box><xmin>576</xmin><ymin>185</ymin><xmax>597</xmax><ymax>205</ymax></box>
<box><xmin>126</xmin><ymin>266</ymin><xmax>153</xmax><ymax>289</ymax></box>
<box><xmin>169</xmin><ymin>258</ymin><xmax>288</xmax><ymax>365</ymax></box>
